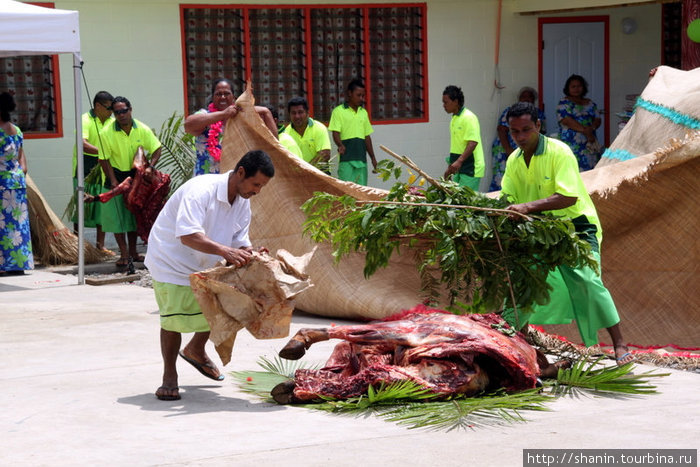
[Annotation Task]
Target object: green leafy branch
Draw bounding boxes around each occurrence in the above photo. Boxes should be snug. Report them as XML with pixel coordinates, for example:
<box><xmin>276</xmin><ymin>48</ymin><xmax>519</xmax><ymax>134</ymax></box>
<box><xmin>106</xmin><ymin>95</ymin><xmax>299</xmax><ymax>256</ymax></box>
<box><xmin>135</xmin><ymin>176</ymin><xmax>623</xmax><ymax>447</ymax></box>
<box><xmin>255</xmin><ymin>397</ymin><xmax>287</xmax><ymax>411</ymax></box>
<box><xmin>301</xmin><ymin>148</ymin><xmax>598</xmax><ymax>314</ymax></box>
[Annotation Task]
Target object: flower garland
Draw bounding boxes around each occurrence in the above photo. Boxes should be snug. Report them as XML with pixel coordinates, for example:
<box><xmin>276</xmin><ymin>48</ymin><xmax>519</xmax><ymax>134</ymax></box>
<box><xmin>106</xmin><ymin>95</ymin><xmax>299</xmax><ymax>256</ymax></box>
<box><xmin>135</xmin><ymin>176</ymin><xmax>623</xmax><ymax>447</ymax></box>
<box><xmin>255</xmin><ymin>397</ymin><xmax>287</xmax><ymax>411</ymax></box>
<box><xmin>206</xmin><ymin>102</ymin><xmax>224</xmax><ymax>162</ymax></box>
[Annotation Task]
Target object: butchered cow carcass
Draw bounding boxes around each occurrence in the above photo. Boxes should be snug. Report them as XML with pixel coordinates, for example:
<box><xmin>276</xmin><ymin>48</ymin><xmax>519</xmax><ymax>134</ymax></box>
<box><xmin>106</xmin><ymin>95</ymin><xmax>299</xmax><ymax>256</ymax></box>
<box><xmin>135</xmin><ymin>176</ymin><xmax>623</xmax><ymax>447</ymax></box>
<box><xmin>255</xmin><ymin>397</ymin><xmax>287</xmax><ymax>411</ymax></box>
<box><xmin>272</xmin><ymin>306</ymin><xmax>564</xmax><ymax>404</ymax></box>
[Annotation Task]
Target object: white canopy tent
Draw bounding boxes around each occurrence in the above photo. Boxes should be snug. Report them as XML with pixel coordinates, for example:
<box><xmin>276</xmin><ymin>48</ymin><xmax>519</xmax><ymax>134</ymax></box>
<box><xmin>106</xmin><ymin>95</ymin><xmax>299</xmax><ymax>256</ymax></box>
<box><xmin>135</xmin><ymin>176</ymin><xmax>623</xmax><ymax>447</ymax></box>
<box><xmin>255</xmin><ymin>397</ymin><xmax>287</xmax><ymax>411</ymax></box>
<box><xmin>0</xmin><ymin>0</ymin><xmax>86</xmax><ymax>283</ymax></box>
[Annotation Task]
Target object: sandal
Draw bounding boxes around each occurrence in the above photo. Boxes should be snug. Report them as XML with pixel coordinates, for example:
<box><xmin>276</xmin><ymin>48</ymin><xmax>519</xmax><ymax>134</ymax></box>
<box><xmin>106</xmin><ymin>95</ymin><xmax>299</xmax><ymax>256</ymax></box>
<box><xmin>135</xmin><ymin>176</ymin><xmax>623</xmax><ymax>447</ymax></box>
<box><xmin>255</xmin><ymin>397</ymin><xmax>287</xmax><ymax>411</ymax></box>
<box><xmin>116</xmin><ymin>258</ymin><xmax>129</xmax><ymax>267</ymax></box>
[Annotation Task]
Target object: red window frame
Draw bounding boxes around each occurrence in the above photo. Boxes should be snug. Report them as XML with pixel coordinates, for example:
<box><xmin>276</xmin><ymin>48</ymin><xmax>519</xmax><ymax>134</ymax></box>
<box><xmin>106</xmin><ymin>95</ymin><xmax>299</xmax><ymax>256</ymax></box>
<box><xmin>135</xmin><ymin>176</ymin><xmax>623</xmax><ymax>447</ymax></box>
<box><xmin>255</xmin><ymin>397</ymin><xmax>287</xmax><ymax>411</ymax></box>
<box><xmin>179</xmin><ymin>3</ymin><xmax>429</xmax><ymax>125</ymax></box>
<box><xmin>2</xmin><ymin>2</ymin><xmax>63</xmax><ymax>139</ymax></box>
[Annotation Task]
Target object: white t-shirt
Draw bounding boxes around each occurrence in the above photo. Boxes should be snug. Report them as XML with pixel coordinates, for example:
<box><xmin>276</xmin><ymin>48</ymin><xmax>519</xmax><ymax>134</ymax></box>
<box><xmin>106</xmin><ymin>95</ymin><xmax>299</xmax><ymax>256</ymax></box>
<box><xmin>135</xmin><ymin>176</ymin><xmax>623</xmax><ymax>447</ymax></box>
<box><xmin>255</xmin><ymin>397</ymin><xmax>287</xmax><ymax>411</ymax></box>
<box><xmin>145</xmin><ymin>172</ymin><xmax>252</xmax><ymax>286</ymax></box>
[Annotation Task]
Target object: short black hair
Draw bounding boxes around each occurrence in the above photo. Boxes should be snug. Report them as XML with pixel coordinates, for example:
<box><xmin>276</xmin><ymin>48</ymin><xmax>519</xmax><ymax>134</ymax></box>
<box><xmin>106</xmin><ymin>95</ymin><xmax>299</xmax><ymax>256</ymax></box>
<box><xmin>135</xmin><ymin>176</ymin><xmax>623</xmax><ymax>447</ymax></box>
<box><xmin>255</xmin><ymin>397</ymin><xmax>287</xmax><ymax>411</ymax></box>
<box><xmin>506</xmin><ymin>102</ymin><xmax>539</xmax><ymax>123</ymax></box>
<box><xmin>563</xmin><ymin>74</ymin><xmax>588</xmax><ymax>97</ymax></box>
<box><xmin>287</xmin><ymin>96</ymin><xmax>308</xmax><ymax>112</ymax></box>
<box><xmin>347</xmin><ymin>79</ymin><xmax>365</xmax><ymax>93</ymax></box>
<box><xmin>442</xmin><ymin>85</ymin><xmax>464</xmax><ymax>108</ymax></box>
<box><xmin>0</xmin><ymin>92</ymin><xmax>16</xmax><ymax>122</ymax></box>
<box><xmin>235</xmin><ymin>149</ymin><xmax>275</xmax><ymax>178</ymax></box>
<box><xmin>112</xmin><ymin>96</ymin><xmax>131</xmax><ymax>110</ymax></box>
<box><xmin>211</xmin><ymin>78</ymin><xmax>235</xmax><ymax>97</ymax></box>
<box><xmin>93</xmin><ymin>91</ymin><xmax>114</xmax><ymax>107</ymax></box>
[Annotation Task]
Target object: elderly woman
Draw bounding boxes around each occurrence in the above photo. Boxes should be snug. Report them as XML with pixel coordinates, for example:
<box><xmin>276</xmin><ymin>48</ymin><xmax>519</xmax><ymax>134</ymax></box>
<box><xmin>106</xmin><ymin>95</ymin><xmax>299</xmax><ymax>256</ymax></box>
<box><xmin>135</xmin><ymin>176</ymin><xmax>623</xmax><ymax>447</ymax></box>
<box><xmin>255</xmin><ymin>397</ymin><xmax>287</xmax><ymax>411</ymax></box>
<box><xmin>557</xmin><ymin>74</ymin><xmax>602</xmax><ymax>171</ymax></box>
<box><xmin>0</xmin><ymin>92</ymin><xmax>33</xmax><ymax>275</ymax></box>
<box><xmin>184</xmin><ymin>78</ymin><xmax>277</xmax><ymax>175</ymax></box>
<box><xmin>489</xmin><ymin>86</ymin><xmax>546</xmax><ymax>191</ymax></box>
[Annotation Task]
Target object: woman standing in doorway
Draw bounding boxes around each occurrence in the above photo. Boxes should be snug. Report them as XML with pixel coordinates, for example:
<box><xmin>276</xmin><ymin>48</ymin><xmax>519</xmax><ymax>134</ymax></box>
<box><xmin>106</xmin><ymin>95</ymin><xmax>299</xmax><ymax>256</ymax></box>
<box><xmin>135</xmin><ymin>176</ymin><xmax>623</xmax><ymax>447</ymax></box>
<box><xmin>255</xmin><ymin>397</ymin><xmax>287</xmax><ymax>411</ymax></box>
<box><xmin>557</xmin><ymin>74</ymin><xmax>602</xmax><ymax>171</ymax></box>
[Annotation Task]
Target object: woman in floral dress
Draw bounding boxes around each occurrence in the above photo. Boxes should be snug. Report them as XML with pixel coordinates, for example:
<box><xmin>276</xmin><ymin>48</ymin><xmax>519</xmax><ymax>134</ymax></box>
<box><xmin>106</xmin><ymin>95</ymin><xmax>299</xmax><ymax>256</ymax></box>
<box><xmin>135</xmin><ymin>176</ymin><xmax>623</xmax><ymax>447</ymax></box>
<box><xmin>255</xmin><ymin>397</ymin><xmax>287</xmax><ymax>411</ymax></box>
<box><xmin>489</xmin><ymin>86</ymin><xmax>546</xmax><ymax>191</ymax></box>
<box><xmin>0</xmin><ymin>92</ymin><xmax>33</xmax><ymax>275</ymax></box>
<box><xmin>557</xmin><ymin>74</ymin><xmax>602</xmax><ymax>171</ymax></box>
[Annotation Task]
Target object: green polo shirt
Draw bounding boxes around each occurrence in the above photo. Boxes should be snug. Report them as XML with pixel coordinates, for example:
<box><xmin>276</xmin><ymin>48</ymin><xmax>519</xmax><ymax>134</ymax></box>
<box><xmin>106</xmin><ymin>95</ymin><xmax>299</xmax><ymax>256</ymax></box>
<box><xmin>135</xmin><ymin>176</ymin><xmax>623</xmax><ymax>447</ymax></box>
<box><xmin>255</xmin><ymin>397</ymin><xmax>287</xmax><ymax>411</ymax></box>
<box><xmin>283</xmin><ymin>118</ymin><xmax>331</xmax><ymax>162</ymax></box>
<box><xmin>328</xmin><ymin>103</ymin><xmax>373</xmax><ymax>162</ymax></box>
<box><xmin>449</xmin><ymin>107</ymin><xmax>484</xmax><ymax>177</ymax></box>
<box><xmin>279</xmin><ymin>132</ymin><xmax>302</xmax><ymax>158</ymax></box>
<box><xmin>501</xmin><ymin>134</ymin><xmax>603</xmax><ymax>246</ymax></box>
<box><xmin>72</xmin><ymin>110</ymin><xmax>114</xmax><ymax>178</ymax></box>
<box><xmin>98</xmin><ymin>118</ymin><xmax>162</xmax><ymax>172</ymax></box>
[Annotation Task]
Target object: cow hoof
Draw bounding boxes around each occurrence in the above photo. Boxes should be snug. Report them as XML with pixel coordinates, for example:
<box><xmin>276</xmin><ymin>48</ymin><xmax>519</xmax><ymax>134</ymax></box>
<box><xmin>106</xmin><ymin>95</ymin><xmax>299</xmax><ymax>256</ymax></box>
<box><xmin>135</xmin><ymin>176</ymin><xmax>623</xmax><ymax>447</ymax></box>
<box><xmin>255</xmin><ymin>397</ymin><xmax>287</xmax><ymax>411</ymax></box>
<box><xmin>279</xmin><ymin>339</ymin><xmax>306</xmax><ymax>360</ymax></box>
<box><xmin>271</xmin><ymin>380</ymin><xmax>297</xmax><ymax>404</ymax></box>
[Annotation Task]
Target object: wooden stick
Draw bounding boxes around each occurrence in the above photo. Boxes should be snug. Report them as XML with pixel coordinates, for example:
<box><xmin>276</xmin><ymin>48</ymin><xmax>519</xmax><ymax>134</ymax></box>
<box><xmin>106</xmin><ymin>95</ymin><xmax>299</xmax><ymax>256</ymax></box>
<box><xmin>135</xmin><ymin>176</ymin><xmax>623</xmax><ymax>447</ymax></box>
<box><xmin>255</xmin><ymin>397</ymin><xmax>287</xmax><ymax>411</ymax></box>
<box><xmin>355</xmin><ymin>199</ymin><xmax>533</xmax><ymax>221</ymax></box>
<box><xmin>379</xmin><ymin>145</ymin><xmax>448</xmax><ymax>194</ymax></box>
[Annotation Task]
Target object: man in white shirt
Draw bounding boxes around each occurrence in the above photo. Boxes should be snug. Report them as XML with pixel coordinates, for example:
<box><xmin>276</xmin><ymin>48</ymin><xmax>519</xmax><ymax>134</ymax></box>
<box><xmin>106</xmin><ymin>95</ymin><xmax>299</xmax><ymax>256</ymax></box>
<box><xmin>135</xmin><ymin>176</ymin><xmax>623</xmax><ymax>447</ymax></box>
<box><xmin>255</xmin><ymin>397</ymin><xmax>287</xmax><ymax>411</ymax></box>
<box><xmin>145</xmin><ymin>150</ymin><xmax>274</xmax><ymax>401</ymax></box>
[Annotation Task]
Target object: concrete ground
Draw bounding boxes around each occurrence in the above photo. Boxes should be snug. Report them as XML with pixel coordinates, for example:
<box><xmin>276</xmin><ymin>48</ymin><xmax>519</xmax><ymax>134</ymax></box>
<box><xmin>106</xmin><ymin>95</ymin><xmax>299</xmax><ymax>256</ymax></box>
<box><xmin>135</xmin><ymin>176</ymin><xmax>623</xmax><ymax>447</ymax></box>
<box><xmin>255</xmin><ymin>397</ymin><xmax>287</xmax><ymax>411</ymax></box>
<box><xmin>1</xmin><ymin>266</ymin><xmax>698</xmax><ymax>466</ymax></box>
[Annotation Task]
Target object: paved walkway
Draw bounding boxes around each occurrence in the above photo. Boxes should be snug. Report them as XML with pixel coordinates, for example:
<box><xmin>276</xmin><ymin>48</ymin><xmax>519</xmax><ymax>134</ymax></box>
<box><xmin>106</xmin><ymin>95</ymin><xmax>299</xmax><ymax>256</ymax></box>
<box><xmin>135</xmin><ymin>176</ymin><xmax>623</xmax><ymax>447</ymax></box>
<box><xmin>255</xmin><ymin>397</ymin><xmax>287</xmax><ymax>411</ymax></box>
<box><xmin>1</xmin><ymin>267</ymin><xmax>698</xmax><ymax>466</ymax></box>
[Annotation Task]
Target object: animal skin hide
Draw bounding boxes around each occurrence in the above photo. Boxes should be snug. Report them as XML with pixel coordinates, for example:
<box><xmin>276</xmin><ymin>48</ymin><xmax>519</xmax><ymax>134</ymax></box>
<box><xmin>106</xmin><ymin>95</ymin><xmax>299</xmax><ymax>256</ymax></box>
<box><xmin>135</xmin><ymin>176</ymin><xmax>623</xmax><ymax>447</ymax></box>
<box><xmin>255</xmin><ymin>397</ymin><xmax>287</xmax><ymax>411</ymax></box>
<box><xmin>189</xmin><ymin>249</ymin><xmax>314</xmax><ymax>365</ymax></box>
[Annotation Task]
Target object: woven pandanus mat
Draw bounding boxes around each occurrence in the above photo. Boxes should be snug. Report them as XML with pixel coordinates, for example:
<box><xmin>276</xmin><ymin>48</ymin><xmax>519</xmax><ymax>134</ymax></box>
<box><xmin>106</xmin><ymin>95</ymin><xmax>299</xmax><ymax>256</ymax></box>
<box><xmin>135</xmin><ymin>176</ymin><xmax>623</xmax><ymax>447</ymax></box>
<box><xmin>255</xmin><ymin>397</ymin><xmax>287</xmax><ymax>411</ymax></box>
<box><xmin>219</xmin><ymin>85</ymin><xmax>425</xmax><ymax>320</ymax></box>
<box><xmin>218</xmin><ymin>84</ymin><xmax>699</xmax><ymax>350</ymax></box>
<box><xmin>598</xmin><ymin>65</ymin><xmax>700</xmax><ymax>167</ymax></box>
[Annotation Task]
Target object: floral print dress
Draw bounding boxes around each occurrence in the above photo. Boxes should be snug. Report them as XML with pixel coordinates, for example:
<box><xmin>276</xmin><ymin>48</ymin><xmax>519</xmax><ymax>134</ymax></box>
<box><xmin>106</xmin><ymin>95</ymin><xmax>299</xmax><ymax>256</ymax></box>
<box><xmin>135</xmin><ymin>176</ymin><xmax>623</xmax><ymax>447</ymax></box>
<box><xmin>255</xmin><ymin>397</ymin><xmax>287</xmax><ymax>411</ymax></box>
<box><xmin>193</xmin><ymin>108</ymin><xmax>221</xmax><ymax>175</ymax></box>
<box><xmin>489</xmin><ymin>106</ymin><xmax>546</xmax><ymax>191</ymax></box>
<box><xmin>556</xmin><ymin>97</ymin><xmax>601</xmax><ymax>171</ymax></box>
<box><xmin>0</xmin><ymin>125</ymin><xmax>34</xmax><ymax>272</ymax></box>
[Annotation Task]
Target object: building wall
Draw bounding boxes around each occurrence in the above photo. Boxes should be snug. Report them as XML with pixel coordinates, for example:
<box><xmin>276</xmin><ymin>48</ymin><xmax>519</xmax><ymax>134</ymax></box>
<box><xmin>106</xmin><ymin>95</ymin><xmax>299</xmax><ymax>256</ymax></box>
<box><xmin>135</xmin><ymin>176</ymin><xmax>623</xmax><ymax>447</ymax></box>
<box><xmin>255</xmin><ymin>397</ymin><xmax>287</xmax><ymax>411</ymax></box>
<box><xmin>24</xmin><ymin>0</ymin><xmax>660</xmax><ymax>219</ymax></box>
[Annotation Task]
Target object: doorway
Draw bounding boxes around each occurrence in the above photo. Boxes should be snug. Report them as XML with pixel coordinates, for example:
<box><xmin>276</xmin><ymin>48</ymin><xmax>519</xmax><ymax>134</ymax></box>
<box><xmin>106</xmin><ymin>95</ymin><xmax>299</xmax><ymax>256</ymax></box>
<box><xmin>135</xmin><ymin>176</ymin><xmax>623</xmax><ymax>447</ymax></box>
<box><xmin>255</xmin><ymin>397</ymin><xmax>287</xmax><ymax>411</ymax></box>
<box><xmin>539</xmin><ymin>17</ymin><xmax>610</xmax><ymax>145</ymax></box>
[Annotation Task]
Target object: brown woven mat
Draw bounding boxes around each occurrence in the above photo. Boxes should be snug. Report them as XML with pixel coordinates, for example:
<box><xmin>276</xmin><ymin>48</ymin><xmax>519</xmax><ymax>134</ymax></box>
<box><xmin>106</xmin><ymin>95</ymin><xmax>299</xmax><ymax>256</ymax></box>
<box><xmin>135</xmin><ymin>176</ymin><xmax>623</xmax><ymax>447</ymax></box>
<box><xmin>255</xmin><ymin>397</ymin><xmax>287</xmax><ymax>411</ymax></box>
<box><xmin>219</xmin><ymin>83</ymin><xmax>700</xmax><ymax>350</ymax></box>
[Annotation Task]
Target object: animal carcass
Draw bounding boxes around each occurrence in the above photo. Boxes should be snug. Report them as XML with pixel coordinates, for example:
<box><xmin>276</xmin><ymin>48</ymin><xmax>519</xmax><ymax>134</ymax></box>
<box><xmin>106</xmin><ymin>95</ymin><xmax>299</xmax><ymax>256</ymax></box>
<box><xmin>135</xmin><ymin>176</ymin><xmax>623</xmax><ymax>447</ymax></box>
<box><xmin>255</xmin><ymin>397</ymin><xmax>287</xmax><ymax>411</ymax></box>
<box><xmin>272</xmin><ymin>306</ymin><xmax>546</xmax><ymax>404</ymax></box>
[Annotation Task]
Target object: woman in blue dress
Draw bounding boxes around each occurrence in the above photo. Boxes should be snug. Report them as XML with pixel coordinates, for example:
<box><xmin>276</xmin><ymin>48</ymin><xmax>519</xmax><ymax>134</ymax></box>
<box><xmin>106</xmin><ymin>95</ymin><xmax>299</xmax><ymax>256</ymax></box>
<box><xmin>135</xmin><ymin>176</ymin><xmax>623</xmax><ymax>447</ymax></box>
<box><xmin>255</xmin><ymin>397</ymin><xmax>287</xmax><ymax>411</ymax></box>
<box><xmin>557</xmin><ymin>74</ymin><xmax>602</xmax><ymax>171</ymax></box>
<box><xmin>489</xmin><ymin>87</ymin><xmax>546</xmax><ymax>191</ymax></box>
<box><xmin>0</xmin><ymin>92</ymin><xmax>33</xmax><ymax>275</ymax></box>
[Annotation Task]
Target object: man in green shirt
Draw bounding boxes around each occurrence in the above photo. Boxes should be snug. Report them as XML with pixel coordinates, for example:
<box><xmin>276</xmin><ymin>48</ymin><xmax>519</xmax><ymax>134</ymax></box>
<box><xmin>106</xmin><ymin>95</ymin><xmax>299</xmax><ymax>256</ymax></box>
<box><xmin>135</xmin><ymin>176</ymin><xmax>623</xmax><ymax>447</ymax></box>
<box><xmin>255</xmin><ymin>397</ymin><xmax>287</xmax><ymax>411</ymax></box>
<box><xmin>501</xmin><ymin>102</ymin><xmax>632</xmax><ymax>365</ymax></box>
<box><xmin>98</xmin><ymin>96</ymin><xmax>162</xmax><ymax>267</ymax></box>
<box><xmin>72</xmin><ymin>91</ymin><xmax>113</xmax><ymax>253</ymax></box>
<box><xmin>263</xmin><ymin>104</ymin><xmax>302</xmax><ymax>158</ymax></box>
<box><xmin>442</xmin><ymin>85</ymin><xmax>484</xmax><ymax>191</ymax></box>
<box><xmin>283</xmin><ymin>97</ymin><xmax>330</xmax><ymax>170</ymax></box>
<box><xmin>328</xmin><ymin>79</ymin><xmax>378</xmax><ymax>185</ymax></box>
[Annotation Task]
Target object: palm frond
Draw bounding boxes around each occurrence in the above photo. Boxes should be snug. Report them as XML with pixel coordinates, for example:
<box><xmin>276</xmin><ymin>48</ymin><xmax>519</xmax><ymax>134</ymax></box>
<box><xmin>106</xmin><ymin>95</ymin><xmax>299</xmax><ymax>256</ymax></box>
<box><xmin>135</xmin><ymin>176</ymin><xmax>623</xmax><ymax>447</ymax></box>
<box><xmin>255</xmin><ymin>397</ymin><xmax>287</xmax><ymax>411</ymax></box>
<box><xmin>232</xmin><ymin>355</ymin><xmax>668</xmax><ymax>431</ymax></box>
<box><xmin>378</xmin><ymin>389</ymin><xmax>551</xmax><ymax>431</ymax></box>
<box><xmin>156</xmin><ymin>112</ymin><xmax>195</xmax><ymax>194</ymax></box>
<box><xmin>546</xmin><ymin>356</ymin><xmax>670</xmax><ymax>396</ymax></box>
<box><xmin>231</xmin><ymin>356</ymin><xmax>317</xmax><ymax>400</ymax></box>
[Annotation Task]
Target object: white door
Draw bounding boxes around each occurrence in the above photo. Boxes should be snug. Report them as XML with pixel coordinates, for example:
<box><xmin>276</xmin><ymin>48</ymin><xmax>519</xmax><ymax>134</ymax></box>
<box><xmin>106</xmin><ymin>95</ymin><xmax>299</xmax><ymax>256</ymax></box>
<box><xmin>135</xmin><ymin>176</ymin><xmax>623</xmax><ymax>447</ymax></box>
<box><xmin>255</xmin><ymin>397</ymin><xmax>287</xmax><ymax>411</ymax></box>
<box><xmin>541</xmin><ymin>21</ymin><xmax>608</xmax><ymax>144</ymax></box>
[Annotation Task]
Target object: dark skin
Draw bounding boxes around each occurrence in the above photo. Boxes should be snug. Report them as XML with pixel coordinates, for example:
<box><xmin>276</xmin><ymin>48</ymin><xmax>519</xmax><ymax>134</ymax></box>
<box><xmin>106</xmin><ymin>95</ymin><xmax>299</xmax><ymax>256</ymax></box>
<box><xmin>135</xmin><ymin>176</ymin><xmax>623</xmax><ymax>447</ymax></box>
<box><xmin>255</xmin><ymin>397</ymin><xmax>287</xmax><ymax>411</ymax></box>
<box><xmin>331</xmin><ymin>87</ymin><xmax>378</xmax><ymax>172</ymax></box>
<box><xmin>98</xmin><ymin>101</ymin><xmax>162</xmax><ymax>264</ymax></box>
<box><xmin>289</xmin><ymin>104</ymin><xmax>330</xmax><ymax>165</ymax></box>
<box><xmin>505</xmin><ymin>113</ymin><xmax>632</xmax><ymax>365</ymax></box>
<box><xmin>442</xmin><ymin>94</ymin><xmax>479</xmax><ymax>179</ymax></box>
<box><xmin>76</xmin><ymin>99</ymin><xmax>112</xmax><ymax>251</ymax></box>
<box><xmin>156</xmin><ymin>167</ymin><xmax>271</xmax><ymax>400</ymax></box>
<box><xmin>560</xmin><ymin>79</ymin><xmax>601</xmax><ymax>143</ymax></box>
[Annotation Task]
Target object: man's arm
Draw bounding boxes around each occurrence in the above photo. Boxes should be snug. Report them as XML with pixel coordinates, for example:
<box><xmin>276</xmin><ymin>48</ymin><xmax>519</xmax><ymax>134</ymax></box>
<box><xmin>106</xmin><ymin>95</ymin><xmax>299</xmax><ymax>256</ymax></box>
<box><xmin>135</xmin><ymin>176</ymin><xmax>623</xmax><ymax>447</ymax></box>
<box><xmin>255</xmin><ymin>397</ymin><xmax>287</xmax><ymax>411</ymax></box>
<box><xmin>180</xmin><ymin>232</ymin><xmax>253</xmax><ymax>267</ymax></box>
<box><xmin>506</xmin><ymin>192</ymin><xmax>577</xmax><ymax>218</ymax></box>
<box><xmin>444</xmin><ymin>141</ymin><xmax>478</xmax><ymax>178</ymax></box>
<box><xmin>99</xmin><ymin>159</ymin><xmax>118</xmax><ymax>188</ymax></box>
<box><xmin>253</xmin><ymin>105</ymin><xmax>279</xmax><ymax>137</ymax></box>
<box><xmin>365</xmin><ymin>135</ymin><xmax>377</xmax><ymax>171</ymax></box>
<box><xmin>332</xmin><ymin>131</ymin><xmax>345</xmax><ymax>154</ymax></box>
<box><xmin>83</xmin><ymin>140</ymin><xmax>100</xmax><ymax>155</ymax></box>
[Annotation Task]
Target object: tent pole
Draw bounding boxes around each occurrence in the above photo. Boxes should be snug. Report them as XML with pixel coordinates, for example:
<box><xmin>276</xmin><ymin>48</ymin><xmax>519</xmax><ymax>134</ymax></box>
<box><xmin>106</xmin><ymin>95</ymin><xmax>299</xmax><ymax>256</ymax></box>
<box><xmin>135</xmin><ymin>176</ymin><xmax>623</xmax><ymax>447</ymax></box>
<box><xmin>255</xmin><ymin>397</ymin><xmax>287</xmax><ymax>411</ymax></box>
<box><xmin>74</xmin><ymin>53</ymin><xmax>84</xmax><ymax>284</ymax></box>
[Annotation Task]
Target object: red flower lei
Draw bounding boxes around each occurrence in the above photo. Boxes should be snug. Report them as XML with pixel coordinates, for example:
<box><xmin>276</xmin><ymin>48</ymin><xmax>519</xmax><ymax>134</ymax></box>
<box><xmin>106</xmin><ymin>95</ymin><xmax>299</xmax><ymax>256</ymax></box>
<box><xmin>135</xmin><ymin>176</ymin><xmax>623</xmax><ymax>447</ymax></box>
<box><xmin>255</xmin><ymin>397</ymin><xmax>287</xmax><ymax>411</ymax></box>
<box><xmin>206</xmin><ymin>102</ymin><xmax>224</xmax><ymax>162</ymax></box>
